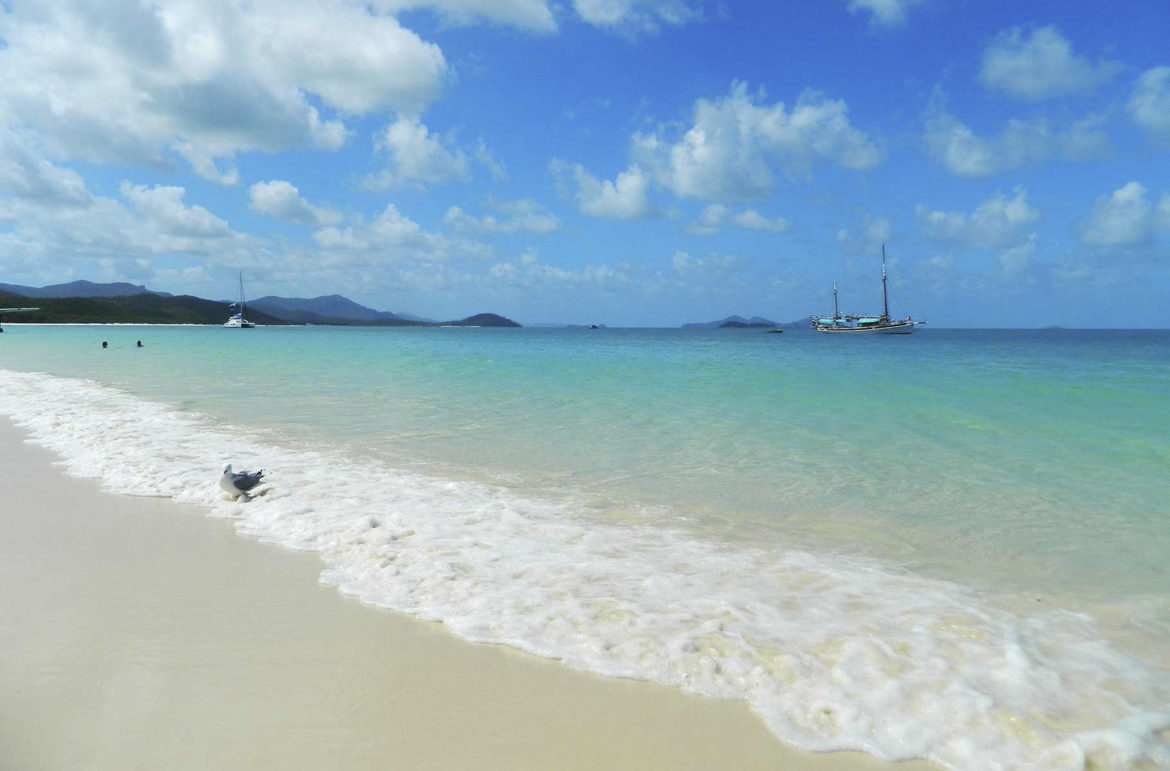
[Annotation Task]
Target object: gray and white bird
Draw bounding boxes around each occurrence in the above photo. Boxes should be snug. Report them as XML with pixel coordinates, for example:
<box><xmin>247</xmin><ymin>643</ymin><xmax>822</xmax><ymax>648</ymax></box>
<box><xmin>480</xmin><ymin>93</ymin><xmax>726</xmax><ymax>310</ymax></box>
<box><xmin>220</xmin><ymin>463</ymin><xmax>265</xmax><ymax>499</ymax></box>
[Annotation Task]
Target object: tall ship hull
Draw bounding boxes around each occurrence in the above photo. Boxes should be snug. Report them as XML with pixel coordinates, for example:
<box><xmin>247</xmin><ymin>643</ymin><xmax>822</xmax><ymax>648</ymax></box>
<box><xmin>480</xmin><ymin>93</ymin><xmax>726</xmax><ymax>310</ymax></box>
<box><xmin>813</xmin><ymin>318</ymin><xmax>917</xmax><ymax>334</ymax></box>
<box><xmin>812</xmin><ymin>246</ymin><xmax>924</xmax><ymax>334</ymax></box>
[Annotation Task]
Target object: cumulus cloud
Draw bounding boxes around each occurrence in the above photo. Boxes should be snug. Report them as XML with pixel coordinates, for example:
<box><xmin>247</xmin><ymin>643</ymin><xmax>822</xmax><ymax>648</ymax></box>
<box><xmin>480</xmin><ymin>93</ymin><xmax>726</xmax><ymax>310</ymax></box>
<box><xmin>120</xmin><ymin>183</ymin><xmax>234</xmax><ymax>239</ymax></box>
<box><xmin>924</xmin><ymin>108</ymin><xmax>1109</xmax><ymax>177</ymax></box>
<box><xmin>0</xmin><ymin>0</ymin><xmax>446</xmax><ymax>181</ymax></box>
<box><xmin>364</xmin><ymin>117</ymin><xmax>489</xmax><ymax>189</ymax></box>
<box><xmin>979</xmin><ymin>26</ymin><xmax>1118</xmax><ymax>101</ymax></box>
<box><xmin>847</xmin><ymin>0</ymin><xmax>929</xmax><ymax>28</ymax></box>
<box><xmin>248</xmin><ymin>180</ymin><xmax>342</xmax><ymax>226</ymax></box>
<box><xmin>0</xmin><ymin>173</ymin><xmax>258</xmax><ymax>288</ymax></box>
<box><xmin>1129</xmin><ymin>66</ymin><xmax>1170</xmax><ymax>144</ymax></box>
<box><xmin>315</xmin><ymin>204</ymin><xmax>432</xmax><ymax>252</ymax></box>
<box><xmin>836</xmin><ymin>215</ymin><xmax>892</xmax><ymax>254</ymax></box>
<box><xmin>572</xmin><ymin>0</ymin><xmax>703</xmax><ymax>34</ymax></box>
<box><xmin>685</xmin><ymin>204</ymin><xmax>790</xmax><ymax>235</ymax></box>
<box><xmin>632</xmin><ymin>82</ymin><xmax>881</xmax><ymax>201</ymax></box>
<box><xmin>550</xmin><ymin>160</ymin><xmax>657</xmax><ymax>219</ymax></box>
<box><xmin>917</xmin><ymin>188</ymin><xmax>1040</xmax><ymax>249</ymax></box>
<box><xmin>312</xmin><ymin>203</ymin><xmax>492</xmax><ymax>269</ymax></box>
<box><xmin>1077</xmin><ymin>182</ymin><xmax>1170</xmax><ymax>246</ymax></box>
<box><xmin>445</xmin><ymin>198</ymin><xmax>561</xmax><ymax>234</ymax></box>
<box><xmin>0</xmin><ymin>129</ymin><xmax>93</xmax><ymax>207</ymax></box>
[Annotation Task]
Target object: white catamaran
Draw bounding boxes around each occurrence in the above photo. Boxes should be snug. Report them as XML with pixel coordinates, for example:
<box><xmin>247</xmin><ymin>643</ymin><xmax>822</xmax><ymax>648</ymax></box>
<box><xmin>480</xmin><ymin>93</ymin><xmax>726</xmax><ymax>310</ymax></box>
<box><xmin>224</xmin><ymin>272</ymin><xmax>256</xmax><ymax>328</ymax></box>
<box><xmin>812</xmin><ymin>246</ymin><xmax>924</xmax><ymax>334</ymax></box>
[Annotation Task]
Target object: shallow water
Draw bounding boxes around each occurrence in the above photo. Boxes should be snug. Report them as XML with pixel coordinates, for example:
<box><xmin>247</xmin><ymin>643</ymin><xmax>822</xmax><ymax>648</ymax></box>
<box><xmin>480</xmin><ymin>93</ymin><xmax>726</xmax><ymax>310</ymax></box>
<box><xmin>2</xmin><ymin>324</ymin><xmax>1168</xmax><ymax>768</ymax></box>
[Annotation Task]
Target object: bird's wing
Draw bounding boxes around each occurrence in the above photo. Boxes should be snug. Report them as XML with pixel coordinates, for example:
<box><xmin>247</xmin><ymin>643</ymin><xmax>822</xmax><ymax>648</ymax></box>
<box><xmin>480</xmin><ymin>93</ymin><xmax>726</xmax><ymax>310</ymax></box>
<box><xmin>233</xmin><ymin>471</ymin><xmax>264</xmax><ymax>491</ymax></box>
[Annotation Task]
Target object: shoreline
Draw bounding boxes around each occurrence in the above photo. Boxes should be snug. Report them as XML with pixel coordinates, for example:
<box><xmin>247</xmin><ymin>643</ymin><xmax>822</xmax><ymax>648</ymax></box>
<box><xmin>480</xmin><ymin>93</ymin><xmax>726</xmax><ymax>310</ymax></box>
<box><xmin>0</xmin><ymin>418</ymin><xmax>934</xmax><ymax>770</ymax></box>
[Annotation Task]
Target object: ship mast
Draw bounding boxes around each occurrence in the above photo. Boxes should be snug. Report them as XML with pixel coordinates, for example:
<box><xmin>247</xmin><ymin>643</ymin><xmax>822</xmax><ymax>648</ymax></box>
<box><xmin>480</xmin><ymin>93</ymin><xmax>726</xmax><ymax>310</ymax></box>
<box><xmin>832</xmin><ymin>280</ymin><xmax>839</xmax><ymax>319</ymax></box>
<box><xmin>881</xmin><ymin>244</ymin><xmax>889</xmax><ymax>320</ymax></box>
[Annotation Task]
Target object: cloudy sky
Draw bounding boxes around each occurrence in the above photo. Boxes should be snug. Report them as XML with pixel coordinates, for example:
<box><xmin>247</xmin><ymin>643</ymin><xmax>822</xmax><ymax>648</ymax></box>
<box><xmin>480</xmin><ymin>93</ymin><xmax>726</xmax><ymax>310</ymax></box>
<box><xmin>1</xmin><ymin>0</ymin><xmax>1168</xmax><ymax>326</ymax></box>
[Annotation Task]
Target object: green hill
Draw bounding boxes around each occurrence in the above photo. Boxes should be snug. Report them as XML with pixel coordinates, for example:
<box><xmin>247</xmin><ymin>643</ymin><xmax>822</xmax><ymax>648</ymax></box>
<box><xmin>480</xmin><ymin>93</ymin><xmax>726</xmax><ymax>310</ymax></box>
<box><xmin>0</xmin><ymin>291</ymin><xmax>288</xmax><ymax>325</ymax></box>
<box><xmin>0</xmin><ymin>290</ymin><xmax>520</xmax><ymax>327</ymax></box>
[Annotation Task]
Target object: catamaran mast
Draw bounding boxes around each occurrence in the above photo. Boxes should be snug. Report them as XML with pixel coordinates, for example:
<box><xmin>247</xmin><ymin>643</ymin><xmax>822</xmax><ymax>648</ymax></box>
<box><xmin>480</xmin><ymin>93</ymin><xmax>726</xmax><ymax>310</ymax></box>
<box><xmin>881</xmin><ymin>244</ymin><xmax>889</xmax><ymax>320</ymax></box>
<box><xmin>832</xmin><ymin>281</ymin><xmax>839</xmax><ymax>319</ymax></box>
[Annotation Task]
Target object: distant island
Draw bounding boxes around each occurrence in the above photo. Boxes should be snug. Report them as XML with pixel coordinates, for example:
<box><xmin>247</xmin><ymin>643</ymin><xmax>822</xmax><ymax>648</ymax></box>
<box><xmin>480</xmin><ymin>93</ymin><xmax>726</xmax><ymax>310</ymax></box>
<box><xmin>682</xmin><ymin>315</ymin><xmax>812</xmax><ymax>329</ymax></box>
<box><xmin>718</xmin><ymin>320</ymin><xmax>773</xmax><ymax>329</ymax></box>
<box><xmin>0</xmin><ymin>281</ymin><xmax>520</xmax><ymax>327</ymax></box>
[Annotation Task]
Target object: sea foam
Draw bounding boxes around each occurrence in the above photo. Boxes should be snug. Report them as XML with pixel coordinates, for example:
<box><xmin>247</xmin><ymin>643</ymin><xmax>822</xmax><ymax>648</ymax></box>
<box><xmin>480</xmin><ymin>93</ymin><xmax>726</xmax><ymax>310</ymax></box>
<box><xmin>1</xmin><ymin>368</ymin><xmax>1167</xmax><ymax>770</ymax></box>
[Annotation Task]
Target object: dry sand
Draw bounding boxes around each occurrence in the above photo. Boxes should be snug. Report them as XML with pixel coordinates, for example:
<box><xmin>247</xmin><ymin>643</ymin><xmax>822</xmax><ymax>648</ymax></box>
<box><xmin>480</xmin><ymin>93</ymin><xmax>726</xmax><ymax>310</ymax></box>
<box><xmin>0</xmin><ymin>419</ymin><xmax>934</xmax><ymax>770</ymax></box>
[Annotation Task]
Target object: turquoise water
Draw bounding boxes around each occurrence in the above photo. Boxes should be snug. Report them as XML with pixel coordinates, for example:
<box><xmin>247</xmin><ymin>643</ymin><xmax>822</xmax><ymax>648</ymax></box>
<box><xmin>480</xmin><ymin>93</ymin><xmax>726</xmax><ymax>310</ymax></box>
<box><xmin>2</xmin><ymin>325</ymin><xmax>1168</xmax><ymax>768</ymax></box>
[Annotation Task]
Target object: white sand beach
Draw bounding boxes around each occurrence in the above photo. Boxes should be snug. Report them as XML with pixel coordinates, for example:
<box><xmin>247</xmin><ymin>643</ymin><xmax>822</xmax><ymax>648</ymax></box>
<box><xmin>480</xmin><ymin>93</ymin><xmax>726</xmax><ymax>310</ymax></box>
<box><xmin>0</xmin><ymin>419</ymin><xmax>935</xmax><ymax>770</ymax></box>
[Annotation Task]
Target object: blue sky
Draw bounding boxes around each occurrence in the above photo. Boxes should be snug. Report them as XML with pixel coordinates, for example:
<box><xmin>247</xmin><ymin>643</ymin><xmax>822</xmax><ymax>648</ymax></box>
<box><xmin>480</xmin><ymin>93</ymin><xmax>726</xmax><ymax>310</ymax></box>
<box><xmin>1</xmin><ymin>0</ymin><xmax>1168</xmax><ymax>327</ymax></box>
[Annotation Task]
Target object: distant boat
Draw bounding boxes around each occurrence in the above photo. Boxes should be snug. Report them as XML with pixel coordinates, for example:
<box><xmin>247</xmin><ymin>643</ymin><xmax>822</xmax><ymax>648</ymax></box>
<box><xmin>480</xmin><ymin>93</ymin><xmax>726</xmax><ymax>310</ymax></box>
<box><xmin>224</xmin><ymin>272</ymin><xmax>256</xmax><ymax>328</ymax></box>
<box><xmin>763</xmin><ymin>328</ymin><xmax>784</xmax><ymax>334</ymax></box>
<box><xmin>812</xmin><ymin>246</ymin><xmax>924</xmax><ymax>334</ymax></box>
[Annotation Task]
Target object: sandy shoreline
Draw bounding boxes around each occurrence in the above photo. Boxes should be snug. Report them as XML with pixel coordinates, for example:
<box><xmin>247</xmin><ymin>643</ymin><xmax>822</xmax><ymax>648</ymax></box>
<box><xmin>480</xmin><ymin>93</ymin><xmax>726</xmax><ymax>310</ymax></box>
<box><xmin>0</xmin><ymin>418</ymin><xmax>933</xmax><ymax>770</ymax></box>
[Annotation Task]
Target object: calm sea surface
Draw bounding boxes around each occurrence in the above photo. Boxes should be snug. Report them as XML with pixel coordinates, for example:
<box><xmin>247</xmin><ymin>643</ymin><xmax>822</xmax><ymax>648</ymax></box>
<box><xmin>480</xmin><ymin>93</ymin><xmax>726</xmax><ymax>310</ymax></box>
<box><xmin>2</xmin><ymin>325</ymin><xmax>1168</xmax><ymax>768</ymax></box>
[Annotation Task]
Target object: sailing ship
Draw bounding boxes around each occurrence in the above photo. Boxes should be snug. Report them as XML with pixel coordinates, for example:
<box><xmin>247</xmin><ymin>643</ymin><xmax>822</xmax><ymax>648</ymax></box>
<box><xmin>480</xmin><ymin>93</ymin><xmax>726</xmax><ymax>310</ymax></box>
<box><xmin>812</xmin><ymin>246</ymin><xmax>924</xmax><ymax>334</ymax></box>
<box><xmin>224</xmin><ymin>272</ymin><xmax>256</xmax><ymax>328</ymax></box>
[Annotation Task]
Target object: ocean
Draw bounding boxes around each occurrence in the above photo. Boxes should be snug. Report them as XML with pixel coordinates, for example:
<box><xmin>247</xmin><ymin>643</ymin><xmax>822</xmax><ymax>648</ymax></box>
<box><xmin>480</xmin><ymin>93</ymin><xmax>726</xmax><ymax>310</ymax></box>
<box><xmin>1</xmin><ymin>325</ymin><xmax>1167</xmax><ymax>769</ymax></box>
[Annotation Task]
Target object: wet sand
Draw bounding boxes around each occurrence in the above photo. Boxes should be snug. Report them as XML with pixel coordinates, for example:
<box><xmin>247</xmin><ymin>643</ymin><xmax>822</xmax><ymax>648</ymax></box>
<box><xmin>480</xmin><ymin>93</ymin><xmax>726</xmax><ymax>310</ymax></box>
<box><xmin>0</xmin><ymin>419</ymin><xmax>934</xmax><ymax>770</ymax></box>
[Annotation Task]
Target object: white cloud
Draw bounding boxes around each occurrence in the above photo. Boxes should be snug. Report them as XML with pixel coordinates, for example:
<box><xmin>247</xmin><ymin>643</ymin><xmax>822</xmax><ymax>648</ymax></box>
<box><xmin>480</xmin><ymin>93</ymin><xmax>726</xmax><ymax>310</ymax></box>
<box><xmin>550</xmin><ymin>160</ymin><xmax>657</xmax><ymax>219</ymax></box>
<box><xmin>365</xmin><ymin>117</ymin><xmax>473</xmax><ymax>189</ymax></box>
<box><xmin>0</xmin><ymin>129</ymin><xmax>93</xmax><ymax>207</ymax></box>
<box><xmin>0</xmin><ymin>172</ymin><xmax>257</xmax><ymax>285</ymax></box>
<box><xmin>1077</xmin><ymin>182</ymin><xmax>1170</xmax><ymax>247</ymax></box>
<box><xmin>999</xmin><ymin>235</ymin><xmax>1036</xmax><ymax>278</ymax></box>
<box><xmin>847</xmin><ymin>0</ymin><xmax>929</xmax><ymax>28</ymax></box>
<box><xmin>979</xmin><ymin>26</ymin><xmax>1118</xmax><ymax>101</ymax></box>
<box><xmin>474</xmin><ymin>143</ymin><xmax>508</xmax><ymax>181</ymax></box>
<box><xmin>315</xmin><ymin>204</ymin><xmax>431</xmax><ymax>252</ymax></box>
<box><xmin>312</xmin><ymin>203</ymin><xmax>492</xmax><ymax>267</ymax></box>
<box><xmin>1129</xmin><ymin>66</ymin><xmax>1170</xmax><ymax>144</ymax></box>
<box><xmin>632</xmin><ymin>82</ymin><xmax>881</xmax><ymax>202</ymax></box>
<box><xmin>671</xmin><ymin>249</ymin><xmax>739</xmax><ymax>280</ymax></box>
<box><xmin>169</xmin><ymin>141</ymin><xmax>242</xmax><ymax>186</ymax></box>
<box><xmin>924</xmin><ymin>108</ymin><xmax>1109</xmax><ymax>177</ymax></box>
<box><xmin>0</xmin><ymin>0</ymin><xmax>446</xmax><ymax>181</ymax></box>
<box><xmin>924</xmin><ymin>114</ymin><xmax>993</xmax><ymax>177</ymax></box>
<box><xmin>917</xmin><ymin>188</ymin><xmax>1040</xmax><ymax>249</ymax></box>
<box><xmin>836</xmin><ymin>216</ymin><xmax>893</xmax><ymax>255</ymax></box>
<box><xmin>248</xmin><ymin>180</ymin><xmax>342</xmax><ymax>226</ymax></box>
<box><xmin>685</xmin><ymin>204</ymin><xmax>790</xmax><ymax>235</ymax></box>
<box><xmin>572</xmin><ymin>0</ymin><xmax>703</xmax><ymax>34</ymax></box>
<box><xmin>445</xmin><ymin>198</ymin><xmax>561</xmax><ymax>233</ymax></box>
<box><xmin>120</xmin><ymin>183</ymin><xmax>234</xmax><ymax>239</ymax></box>
<box><xmin>489</xmin><ymin>251</ymin><xmax>635</xmax><ymax>290</ymax></box>
<box><xmin>373</xmin><ymin>0</ymin><xmax>557</xmax><ymax>32</ymax></box>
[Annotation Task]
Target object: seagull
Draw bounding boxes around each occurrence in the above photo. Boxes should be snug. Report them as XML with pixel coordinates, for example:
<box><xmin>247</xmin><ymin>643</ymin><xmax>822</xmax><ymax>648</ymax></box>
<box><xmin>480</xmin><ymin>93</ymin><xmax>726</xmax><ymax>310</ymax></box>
<box><xmin>220</xmin><ymin>463</ymin><xmax>265</xmax><ymax>500</ymax></box>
